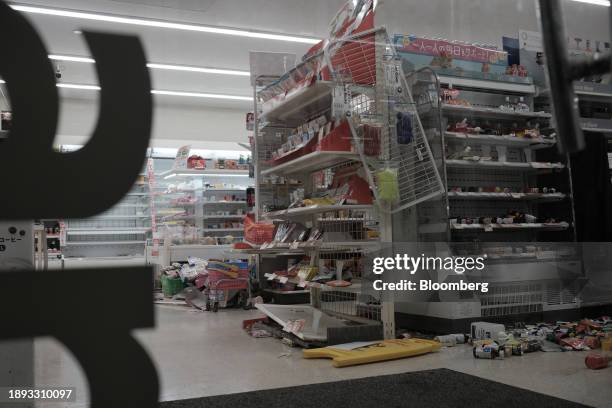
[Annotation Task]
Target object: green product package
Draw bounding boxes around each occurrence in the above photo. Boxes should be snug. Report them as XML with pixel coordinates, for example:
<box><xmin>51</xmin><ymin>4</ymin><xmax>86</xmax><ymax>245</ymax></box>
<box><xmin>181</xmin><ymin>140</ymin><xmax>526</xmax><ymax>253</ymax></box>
<box><xmin>376</xmin><ymin>167</ymin><xmax>400</xmax><ymax>204</ymax></box>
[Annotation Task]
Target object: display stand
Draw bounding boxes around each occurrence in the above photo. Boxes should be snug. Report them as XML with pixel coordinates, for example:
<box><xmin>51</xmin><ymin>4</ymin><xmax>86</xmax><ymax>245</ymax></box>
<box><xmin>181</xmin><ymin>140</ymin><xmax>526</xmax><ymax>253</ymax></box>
<box><xmin>249</xmin><ymin>12</ymin><xmax>443</xmax><ymax>340</ymax></box>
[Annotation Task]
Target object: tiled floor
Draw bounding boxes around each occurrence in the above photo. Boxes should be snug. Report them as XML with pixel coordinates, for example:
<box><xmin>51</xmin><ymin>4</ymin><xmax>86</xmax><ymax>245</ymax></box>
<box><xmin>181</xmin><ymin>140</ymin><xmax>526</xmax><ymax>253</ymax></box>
<box><xmin>35</xmin><ymin>305</ymin><xmax>612</xmax><ymax>408</ymax></box>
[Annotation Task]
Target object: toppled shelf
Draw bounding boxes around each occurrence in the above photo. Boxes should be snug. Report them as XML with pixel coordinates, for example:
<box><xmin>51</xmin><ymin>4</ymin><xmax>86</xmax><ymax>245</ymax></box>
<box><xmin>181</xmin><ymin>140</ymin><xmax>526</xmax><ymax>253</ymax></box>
<box><xmin>445</xmin><ymin>159</ymin><xmax>565</xmax><ymax>171</ymax></box>
<box><xmin>261</xmin><ymin>150</ymin><xmax>361</xmax><ymax>176</ymax></box>
<box><xmin>262</xmin><ymin>204</ymin><xmax>373</xmax><ymax>219</ymax></box>
<box><xmin>439</xmin><ymin>75</ymin><xmax>537</xmax><ymax>94</ymax></box>
<box><xmin>444</xmin><ymin>131</ymin><xmax>556</xmax><ymax>149</ymax></box>
<box><xmin>447</xmin><ymin>191</ymin><xmax>566</xmax><ymax>202</ymax></box>
<box><xmin>442</xmin><ymin>104</ymin><xmax>552</xmax><ymax>119</ymax></box>
<box><xmin>451</xmin><ymin>222</ymin><xmax>570</xmax><ymax>231</ymax></box>
<box><xmin>260</xmin><ymin>80</ymin><xmax>333</xmax><ymax>125</ymax></box>
<box><xmin>231</xmin><ymin>240</ymin><xmax>380</xmax><ymax>255</ymax></box>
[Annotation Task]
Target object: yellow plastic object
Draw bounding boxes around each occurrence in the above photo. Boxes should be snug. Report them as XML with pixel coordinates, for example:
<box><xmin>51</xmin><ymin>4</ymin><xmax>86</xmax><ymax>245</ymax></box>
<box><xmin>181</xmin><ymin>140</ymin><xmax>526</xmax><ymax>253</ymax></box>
<box><xmin>303</xmin><ymin>338</ymin><xmax>441</xmax><ymax>368</ymax></box>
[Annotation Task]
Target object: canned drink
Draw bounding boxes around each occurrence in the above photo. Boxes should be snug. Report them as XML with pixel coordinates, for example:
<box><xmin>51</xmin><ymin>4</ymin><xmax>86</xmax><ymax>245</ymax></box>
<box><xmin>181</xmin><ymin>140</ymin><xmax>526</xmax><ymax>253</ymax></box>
<box><xmin>473</xmin><ymin>344</ymin><xmax>504</xmax><ymax>359</ymax></box>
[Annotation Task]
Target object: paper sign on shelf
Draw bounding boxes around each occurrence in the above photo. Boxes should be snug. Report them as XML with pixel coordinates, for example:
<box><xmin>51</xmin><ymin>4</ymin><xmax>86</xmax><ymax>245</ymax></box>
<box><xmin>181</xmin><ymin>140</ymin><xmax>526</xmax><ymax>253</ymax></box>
<box><xmin>279</xmin><ymin>276</ymin><xmax>289</xmax><ymax>284</ymax></box>
<box><xmin>265</xmin><ymin>273</ymin><xmax>277</xmax><ymax>281</ymax></box>
<box><xmin>332</xmin><ymin>85</ymin><xmax>351</xmax><ymax>120</ymax></box>
<box><xmin>173</xmin><ymin>145</ymin><xmax>191</xmax><ymax>170</ymax></box>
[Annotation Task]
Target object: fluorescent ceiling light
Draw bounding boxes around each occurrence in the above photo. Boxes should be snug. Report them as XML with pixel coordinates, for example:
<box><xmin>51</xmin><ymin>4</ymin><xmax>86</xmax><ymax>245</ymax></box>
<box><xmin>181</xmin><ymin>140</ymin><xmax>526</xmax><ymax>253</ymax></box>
<box><xmin>56</xmin><ymin>83</ymin><xmax>101</xmax><ymax>90</ymax></box>
<box><xmin>151</xmin><ymin>89</ymin><xmax>252</xmax><ymax>101</ymax></box>
<box><xmin>0</xmin><ymin>80</ymin><xmax>5</xmax><ymax>84</ymax></box>
<box><xmin>569</xmin><ymin>0</ymin><xmax>610</xmax><ymax>5</ymax></box>
<box><xmin>3</xmin><ymin>80</ymin><xmax>251</xmax><ymax>101</ymax></box>
<box><xmin>10</xmin><ymin>4</ymin><xmax>320</xmax><ymax>44</ymax></box>
<box><xmin>49</xmin><ymin>54</ymin><xmax>95</xmax><ymax>63</ymax></box>
<box><xmin>48</xmin><ymin>54</ymin><xmax>250</xmax><ymax>77</ymax></box>
<box><xmin>146</xmin><ymin>63</ymin><xmax>249</xmax><ymax>77</ymax></box>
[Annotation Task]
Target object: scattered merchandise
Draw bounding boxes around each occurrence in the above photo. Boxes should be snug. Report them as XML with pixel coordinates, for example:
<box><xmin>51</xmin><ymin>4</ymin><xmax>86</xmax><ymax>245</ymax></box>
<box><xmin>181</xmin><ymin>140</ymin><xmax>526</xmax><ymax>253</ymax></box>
<box><xmin>473</xmin><ymin>343</ymin><xmax>504</xmax><ymax>359</ymax></box>
<box><xmin>303</xmin><ymin>338</ymin><xmax>441</xmax><ymax>367</ymax></box>
<box><xmin>585</xmin><ymin>352</ymin><xmax>610</xmax><ymax>370</ymax></box>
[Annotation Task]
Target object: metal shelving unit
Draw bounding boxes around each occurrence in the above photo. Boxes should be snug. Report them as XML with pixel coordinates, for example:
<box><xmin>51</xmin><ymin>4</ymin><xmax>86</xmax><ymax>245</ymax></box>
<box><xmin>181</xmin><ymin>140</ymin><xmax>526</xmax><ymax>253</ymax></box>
<box><xmin>404</xmin><ymin>67</ymin><xmax>580</xmax><ymax>329</ymax></box>
<box><xmin>63</xmin><ymin>182</ymin><xmax>151</xmax><ymax>258</ymax></box>
<box><xmin>250</xmin><ymin>17</ymin><xmax>445</xmax><ymax>340</ymax></box>
<box><xmin>147</xmin><ymin>163</ymin><xmax>251</xmax><ymax>264</ymax></box>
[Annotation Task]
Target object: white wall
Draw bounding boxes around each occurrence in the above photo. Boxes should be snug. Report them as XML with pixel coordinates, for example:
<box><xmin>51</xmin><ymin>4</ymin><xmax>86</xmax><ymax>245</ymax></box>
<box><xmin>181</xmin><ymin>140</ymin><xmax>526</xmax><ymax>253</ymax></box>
<box><xmin>55</xmin><ymin>97</ymin><xmax>248</xmax><ymax>149</ymax></box>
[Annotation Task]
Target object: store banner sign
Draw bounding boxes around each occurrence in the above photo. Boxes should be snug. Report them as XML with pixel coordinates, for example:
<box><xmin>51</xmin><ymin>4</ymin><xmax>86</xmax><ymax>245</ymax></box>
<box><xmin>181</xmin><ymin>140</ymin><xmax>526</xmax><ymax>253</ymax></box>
<box><xmin>392</xmin><ymin>34</ymin><xmax>520</xmax><ymax>83</ymax></box>
<box><xmin>393</xmin><ymin>35</ymin><xmax>507</xmax><ymax>64</ymax></box>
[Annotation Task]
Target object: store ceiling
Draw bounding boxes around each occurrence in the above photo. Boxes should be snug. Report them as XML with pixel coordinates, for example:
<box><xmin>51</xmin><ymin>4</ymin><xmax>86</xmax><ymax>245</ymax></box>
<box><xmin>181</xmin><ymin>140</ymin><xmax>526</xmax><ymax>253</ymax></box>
<box><xmin>5</xmin><ymin>0</ymin><xmax>344</xmax><ymax>107</ymax></box>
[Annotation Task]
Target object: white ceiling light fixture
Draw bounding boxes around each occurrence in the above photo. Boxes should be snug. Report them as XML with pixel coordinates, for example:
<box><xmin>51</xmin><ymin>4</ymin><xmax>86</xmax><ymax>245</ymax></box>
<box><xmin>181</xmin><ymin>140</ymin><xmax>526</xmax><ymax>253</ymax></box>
<box><xmin>49</xmin><ymin>54</ymin><xmax>95</xmax><ymax>63</ymax></box>
<box><xmin>569</xmin><ymin>0</ymin><xmax>610</xmax><ymax>5</ymax></box>
<box><xmin>151</xmin><ymin>89</ymin><xmax>252</xmax><ymax>101</ymax></box>
<box><xmin>0</xmin><ymin>80</ymin><xmax>5</xmax><ymax>84</ymax></box>
<box><xmin>146</xmin><ymin>63</ymin><xmax>250</xmax><ymax>77</ymax></box>
<box><xmin>10</xmin><ymin>4</ymin><xmax>321</xmax><ymax>44</ymax></box>
<box><xmin>56</xmin><ymin>83</ymin><xmax>101</xmax><ymax>90</ymax></box>
<box><xmin>51</xmin><ymin>81</ymin><xmax>252</xmax><ymax>101</ymax></box>
<box><xmin>47</xmin><ymin>54</ymin><xmax>250</xmax><ymax>77</ymax></box>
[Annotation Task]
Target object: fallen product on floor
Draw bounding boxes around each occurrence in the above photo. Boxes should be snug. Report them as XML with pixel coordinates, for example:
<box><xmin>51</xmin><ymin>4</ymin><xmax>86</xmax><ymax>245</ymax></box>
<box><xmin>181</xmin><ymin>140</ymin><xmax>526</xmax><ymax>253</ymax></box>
<box><xmin>303</xmin><ymin>338</ymin><xmax>441</xmax><ymax>367</ymax></box>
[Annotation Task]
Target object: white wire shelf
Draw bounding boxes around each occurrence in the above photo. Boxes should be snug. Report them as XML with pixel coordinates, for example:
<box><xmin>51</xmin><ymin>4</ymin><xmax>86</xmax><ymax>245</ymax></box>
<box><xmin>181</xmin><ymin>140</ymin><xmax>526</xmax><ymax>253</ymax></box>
<box><xmin>203</xmin><ymin>215</ymin><xmax>245</xmax><ymax>219</ymax></box>
<box><xmin>202</xmin><ymin>201</ymin><xmax>247</xmax><ymax>206</ymax></box>
<box><xmin>114</xmin><ymin>203</ymin><xmax>149</xmax><ymax>208</ymax></box>
<box><xmin>445</xmin><ymin>159</ymin><xmax>565</xmax><ymax>171</ymax></box>
<box><xmin>202</xmin><ymin>228</ymin><xmax>243</xmax><ymax>233</ymax></box>
<box><xmin>65</xmin><ymin>240</ymin><xmax>146</xmax><ymax>246</ymax></box>
<box><xmin>447</xmin><ymin>192</ymin><xmax>567</xmax><ymax>202</ymax></box>
<box><xmin>451</xmin><ymin>222</ymin><xmax>570</xmax><ymax>232</ymax></box>
<box><xmin>160</xmin><ymin>168</ymin><xmax>250</xmax><ymax>180</ymax></box>
<box><xmin>438</xmin><ymin>75</ymin><xmax>537</xmax><ymax>94</ymax></box>
<box><xmin>260</xmin><ymin>80</ymin><xmax>333</xmax><ymax>125</ymax></box>
<box><xmin>262</xmin><ymin>204</ymin><xmax>373</xmax><ymax>219</ymax></box>
<box><xmin>89</xmin><ymin>215</ymin><xmax>150</xmax><ymax>220</ymax></box>
<box><xmin>66</xmin><ymin>228</ymin><xmax>150</xmax><ymax>236</ymax></box>
<box><xmin>261</xmin><ymin>150</ymin><xmax>361</xmax><ymax>176</ymax></box>
<box><xmin>442</xmin><ymin>104</ymin><xmax>552</xmax><ymax>119</ymax></box>
<box><xmin>444</xmin><ymin>132</ymin><xmax>556</xmax><ymax>149</ymax></box>
<box><xmin>580</xmin><ymin>118</ymin><xmax>612</xmax><ymax>134</ymax></box>
<box><xmin>204</xmin><ymin>188</ymin><xmax>249</xmax><ymax>192</ymax></box>
<box><xmin>232</xmin><ymin>240</ymin><xmax>380</xmax><ymax>255</ymax></box>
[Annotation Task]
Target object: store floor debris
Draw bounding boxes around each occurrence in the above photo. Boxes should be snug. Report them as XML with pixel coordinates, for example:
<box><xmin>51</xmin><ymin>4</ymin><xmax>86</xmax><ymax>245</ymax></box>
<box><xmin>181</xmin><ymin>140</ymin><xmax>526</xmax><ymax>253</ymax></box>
<box><xmin>34</xmin><ymin>306</ymin><xmax>612</xmax><ymax>408</ymax></box>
